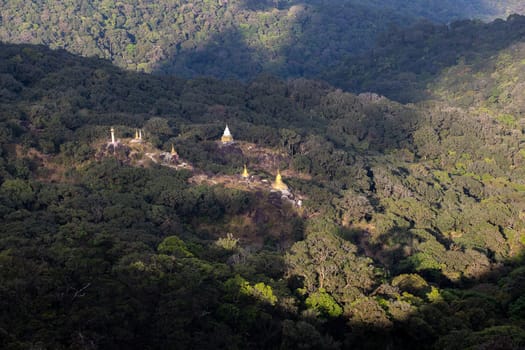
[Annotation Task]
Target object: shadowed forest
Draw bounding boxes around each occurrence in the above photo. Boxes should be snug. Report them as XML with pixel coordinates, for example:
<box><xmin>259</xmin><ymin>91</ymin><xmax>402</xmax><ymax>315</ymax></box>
<box><xmin>1</xmin><ymin>0</ymin><xmax>525</xmax><ymax>82</ymax></box>
<box><xmin>1</xmin><ymin>1</ymin><xmax>525</xmax><ymax>349</ymax></box>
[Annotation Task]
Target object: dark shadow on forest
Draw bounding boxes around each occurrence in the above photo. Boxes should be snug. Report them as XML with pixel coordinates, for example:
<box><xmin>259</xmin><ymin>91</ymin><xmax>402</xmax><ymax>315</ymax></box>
<box><xmin>325</xmin><ymin>14</ymin><xmax>525</xmax><ymax>103</ymax></box>
<box><xmin>0</xmin><ymin>41</ymin><xmax>422</xmax><ymax>159</ymax></box>
<box><xmin>153</xmin><ymin>0</ymin><xmax>417</xmax><ymax>80</ymax></box>
<box><xmin>153</xmin><ymin>1</ymin><xmax>525</xmax><ymax>103</ymax></box>
<box><xmin>2</xmin><ymin>41</ymin><xmax>525</xmax><ymax>349</ymax></box>
<box><xmin>342</xmin><ymin>222</ymin><xmax>525</xmax><ymax>286</ymax></box>
<box><xmin>319</xmin><ymin>224</ymin><xmax>525</xmax><ymax>349</ymax></box>
<box><xmin>220</xmin><ymin>232</ymin><xmax>525</xmax><ymax>350</ymax></box>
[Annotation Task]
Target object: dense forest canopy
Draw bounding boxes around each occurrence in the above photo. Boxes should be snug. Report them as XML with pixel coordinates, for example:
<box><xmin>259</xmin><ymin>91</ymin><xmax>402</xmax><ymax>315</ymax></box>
<box><xmin>2</xmin><ymin>2</ymin><xmax>525</xmax><ymax>349</ymax></box>
<box><xmin>1</xmin><ymin>0</ymin><xmax>525</xmax><ymax>83</ymax></box>
<box><xmin>1</xmin><ymin>34</ymin><xmax>525</xmax><ymax>347</ymax></box>
<box><xmin>324</xmin><ymin>13</ymin><xmax>525</xmax><ymax>102</ymax></box>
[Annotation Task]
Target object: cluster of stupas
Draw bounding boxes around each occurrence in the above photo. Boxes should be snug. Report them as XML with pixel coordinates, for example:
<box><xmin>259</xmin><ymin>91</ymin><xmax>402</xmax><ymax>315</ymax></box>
<box><xmin>108</xmin><ymin>124</ymin><xmax>289</xmax><ymax>193</ymax></box>
<box><xmin>108</xmin><ymin>127</ymin><xmax>143</xmax><ymax>147</ymax></box>
<box><xmin>219</xmin><ymin>125</ymin><xmax>289</xmax><ymax>193</ymax></box>
<box><xmin>130</xmin><ymin>129</ymin><xmax>143</xmax><ymax>143</ymax></box>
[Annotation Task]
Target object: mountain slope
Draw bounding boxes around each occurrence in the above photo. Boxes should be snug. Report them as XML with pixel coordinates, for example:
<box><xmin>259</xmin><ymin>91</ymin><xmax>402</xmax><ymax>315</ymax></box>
<box><xmin>1</xmin><ymin>42</ymin><xmax>525</xmax><ymax>349</ymax></box>
<box><xmin>323</xmin><ymin>14</ymin><xmax>525</xmax><ymax>102</ymax></box>
<box><xmin>1</xmin><ymin>0</ymin><xmax>524</xmax><ymax>82</ymax></box>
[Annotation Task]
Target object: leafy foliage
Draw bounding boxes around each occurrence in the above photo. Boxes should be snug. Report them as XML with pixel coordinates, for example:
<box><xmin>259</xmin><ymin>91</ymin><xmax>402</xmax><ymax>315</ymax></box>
<box><xmin>0</xmin><ymin>0</ymin><xmax>524</xmax><ymax>83</ymax></box>
<box><xmin>2</xmin><ymin>8</ymin><xmax>525</xmax><ymax>346</ymax></box>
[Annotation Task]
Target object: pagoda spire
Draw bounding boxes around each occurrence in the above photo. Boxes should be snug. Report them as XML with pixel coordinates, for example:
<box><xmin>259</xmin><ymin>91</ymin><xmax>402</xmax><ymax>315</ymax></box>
<box><xmin>170</xmin><ymin>144</ymin><xmax>179</xmax><ymax>162</ymax></box>
<box><xmin>272</xmin><ymin>169</ymin><xmax>288</xmax><ymax>191</ymax></box>
<box><xmin>242</xmin><ymin>164</ymin><xmax>249</xmax><ymax>179</ymax></box>
<box><xmin>221</xmin><ymin>124</ymin><xmax>234</xmax><ymax>144</ymax></box>
<box><xmin>135</xmin><ymin>129</ymin><xmax>139</xmax><ymax>139</ymax></box>
<box><xmin>110</xmin><ymin>127</ymin><xmax>116</xmax><ymax>144</ymax></box>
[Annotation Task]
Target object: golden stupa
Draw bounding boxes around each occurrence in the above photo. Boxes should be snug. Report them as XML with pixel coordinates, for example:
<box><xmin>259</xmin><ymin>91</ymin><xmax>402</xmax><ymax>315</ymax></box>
<box><xmin>242</xmin><ymin>164</ymin><xmax>249</xmax><ymax>178</ymax></box>
<box><xmin>272</xmin><ymin>170</ymin><xmax>288</xmax><ymax>191</ymax></box>
<box><xmin>221</xmin><ymin>125</ymin><xmax>233</xmax><ymax>144</ymax></box>
<box><xmin>131</xmin><ymin>129</ymin><xmax>143</xmax><ymax>143</ymax></box>
<box><xmin>171</xmin><ymin>144</ymin><xmax>178</xmax><ymax>156</ymax></box>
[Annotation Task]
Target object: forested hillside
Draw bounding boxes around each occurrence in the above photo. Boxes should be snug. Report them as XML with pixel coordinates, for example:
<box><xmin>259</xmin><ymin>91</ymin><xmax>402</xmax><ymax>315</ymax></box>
<box><xmin>1</xmin><ymin>0</ymin><xmax>524</xmax><ymax>82</ymax></box>
<box><xmin>1</xmin><ymin>40</ymin><xmax>525</xmax><ymax>349</ymax></box>
<box><xmin>3</xmin><ymin>1</ymin><xmax>525</xmax><ymax>349</ymax></box>
<box><xmin>323</xmin><ymin>14</ymin><xmax>525</xmax><ymax>102</ymax></box>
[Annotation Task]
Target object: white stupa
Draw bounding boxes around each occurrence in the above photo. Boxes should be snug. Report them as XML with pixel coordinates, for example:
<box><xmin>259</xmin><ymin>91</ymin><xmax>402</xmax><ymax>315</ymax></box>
<box><xmin>221</xmin><ymin>125</ymin><xmax>234</xmax><ymax>144</ymax></box>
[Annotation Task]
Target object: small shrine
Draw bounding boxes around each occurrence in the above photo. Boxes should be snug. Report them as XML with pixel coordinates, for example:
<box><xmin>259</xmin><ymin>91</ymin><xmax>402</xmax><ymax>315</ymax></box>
<box><xmin>272</xmin><ymin>170</ymin><xmax>288</xmax><ymax>192</ymax></box>
<box><xmin>241</xmin><ymin>164</ymin><xmax>249</xmax><ymax>179</ymax></box>
<box><xmin>221</xmin><ymin>125</ymin><xmax>234</xmax><ymax>144</ymax></box>
<box><xmin>109</xmin><ymin>127</ymin><xmax>118</xmax><ymax>147</ymax></box>
<box><xmin>131</xmin><ymin>129</ymin><xmax>143</xmax><ymax>143</ymax></box>
<box><xmin>170</xmin><ymin>144</ymin><xmax>179</xmax><ymax>162</ymax></box>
